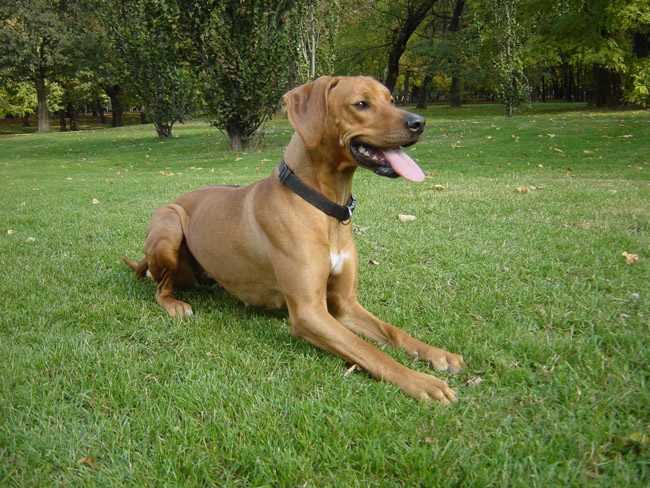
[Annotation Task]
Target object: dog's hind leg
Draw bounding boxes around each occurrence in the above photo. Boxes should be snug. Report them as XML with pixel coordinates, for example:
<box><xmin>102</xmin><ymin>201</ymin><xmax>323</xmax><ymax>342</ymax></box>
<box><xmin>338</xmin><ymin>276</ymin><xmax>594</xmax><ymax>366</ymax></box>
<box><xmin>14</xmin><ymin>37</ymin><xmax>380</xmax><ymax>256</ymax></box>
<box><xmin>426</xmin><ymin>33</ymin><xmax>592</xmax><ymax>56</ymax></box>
<box><xmin>144</xmin><ymin>205</ymin><xmax>194</xmax><ymax>317</ymax></box>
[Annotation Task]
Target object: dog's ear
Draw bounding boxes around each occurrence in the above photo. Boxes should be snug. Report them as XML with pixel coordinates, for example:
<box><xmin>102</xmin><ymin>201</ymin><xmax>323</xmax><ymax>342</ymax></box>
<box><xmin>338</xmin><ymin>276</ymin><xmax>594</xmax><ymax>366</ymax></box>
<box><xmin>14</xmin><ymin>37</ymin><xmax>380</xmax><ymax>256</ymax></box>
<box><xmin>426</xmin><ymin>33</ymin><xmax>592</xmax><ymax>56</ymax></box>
<box><xmin>283</xmin><ymin>76</ymin><xmax>339</xmax><ymax>150</ymax></box>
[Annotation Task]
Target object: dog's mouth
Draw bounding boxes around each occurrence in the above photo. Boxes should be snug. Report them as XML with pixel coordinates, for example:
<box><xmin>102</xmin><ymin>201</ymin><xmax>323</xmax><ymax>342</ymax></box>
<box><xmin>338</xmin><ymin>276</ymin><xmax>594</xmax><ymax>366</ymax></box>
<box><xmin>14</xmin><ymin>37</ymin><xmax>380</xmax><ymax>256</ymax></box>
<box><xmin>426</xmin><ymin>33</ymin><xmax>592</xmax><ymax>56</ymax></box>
<box><xmin>349</xmin><ymin>140</ymin><xmax>425</xmax><ymax>182</ymax></box>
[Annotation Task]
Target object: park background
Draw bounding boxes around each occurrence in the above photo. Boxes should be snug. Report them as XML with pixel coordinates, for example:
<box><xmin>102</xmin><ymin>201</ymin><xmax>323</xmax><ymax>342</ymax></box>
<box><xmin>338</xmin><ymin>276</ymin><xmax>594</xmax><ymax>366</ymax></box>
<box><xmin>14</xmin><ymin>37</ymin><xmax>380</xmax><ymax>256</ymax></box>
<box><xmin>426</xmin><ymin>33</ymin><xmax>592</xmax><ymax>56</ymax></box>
<box><xmin>1</xmin><ymin>1</ymin><xmax>649</xmax><ymax>486</ymax></box>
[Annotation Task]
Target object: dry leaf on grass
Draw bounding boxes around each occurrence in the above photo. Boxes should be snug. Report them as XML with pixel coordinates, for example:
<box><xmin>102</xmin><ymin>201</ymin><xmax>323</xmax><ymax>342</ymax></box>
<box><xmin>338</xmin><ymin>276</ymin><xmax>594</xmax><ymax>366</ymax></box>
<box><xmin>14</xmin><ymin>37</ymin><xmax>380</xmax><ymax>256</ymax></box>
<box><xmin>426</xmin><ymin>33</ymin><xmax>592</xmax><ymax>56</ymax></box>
<box><xmin>398</xmin><ymin>214</ymin><xmax>417</xmax><ymax>222</ymax></box>
<box><xmin>7</xmin><ymin>229</ymin><xmax>15</xmax><ymax>236</ymax></box>
<box><xmin>26</xmin><ymin>237</ymin><xmax>36</xmax><ymax>242</ymax></box>
<box><xmin>622</xmin><ymin>252</ymin><xmax>639</xmax><ymax>265</ymax></box>
<box><xmin>159</xmin><ymin>171</ymin><xmax>174</xmax><ymax>176</ymax></box>
<box><xmin>77</xmin><ymin>456</ymin><xmax>99</xmax><ymax>469</ymax></box>
<box><xmin>465</xmin><ymin>376</ymin><xmax>483</xmax><ymax>387</ymax></box>
<box><xmin>369</xmin><ymin>259</ymin><xmax>380</xmax><ymax>266</ymax></box>
<box><xmin>516</xmin><ymin>186</ymin><xmax>531</xmax><ymax>193</ymax></box>
<box><xmin>92</xmin><ymin>198</ymin><xmax>100</xmax><ymax>205</ymax></box>
<box><xmin>434</xmin><ymin>184</ymin><xmax>445</xmax><ymax>191</ymax></box>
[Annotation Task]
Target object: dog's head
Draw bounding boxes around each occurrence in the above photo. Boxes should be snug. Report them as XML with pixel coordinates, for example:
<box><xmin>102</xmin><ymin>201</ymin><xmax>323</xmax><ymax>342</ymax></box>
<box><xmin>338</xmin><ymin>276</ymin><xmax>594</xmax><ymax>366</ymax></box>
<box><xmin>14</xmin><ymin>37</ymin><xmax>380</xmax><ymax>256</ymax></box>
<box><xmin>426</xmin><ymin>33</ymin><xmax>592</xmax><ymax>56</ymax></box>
<box><xmin>283</xmin><ymin>76</ymin><xmax>426</xmax><ymax>182</ymax></box>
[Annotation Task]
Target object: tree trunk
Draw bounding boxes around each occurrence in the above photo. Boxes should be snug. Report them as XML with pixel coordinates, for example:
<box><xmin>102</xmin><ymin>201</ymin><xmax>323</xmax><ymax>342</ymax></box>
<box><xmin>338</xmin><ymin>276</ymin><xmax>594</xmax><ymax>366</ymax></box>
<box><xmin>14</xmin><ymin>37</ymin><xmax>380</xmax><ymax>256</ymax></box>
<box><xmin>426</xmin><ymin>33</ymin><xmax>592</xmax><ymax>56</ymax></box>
<box><xmin>67</xmin><ymin>102</ymin><xmax>78</xmax><ymax>131</ymax></box>
<box><xmin>591</xmin><ymin>64</ymin><xmax>622</xmax><ymax>106</ymax></box>
<box><xmin>383</xmin><ymin>0</ymin><xmax>438</xmax><ymax>93</ymax></box>
<box><xmin>416</xmin><ymin>73</ymin><xmax>432</xmax><ymax>109</ymax></box>
<box><xmin>104</xmin><ymin>85</ymin><xmax>124</xmax><ymax>127</ymax></box>
<box><xmin>450</xmin><ymin>75</ymin><xmax>461</xmax><ymax>107</ymax></box>
<box><xmin>227</xmin><ymin>126</ymin><xmax>246</xmax><ymax>150</ymax></box>
<box><xmin>154</xmin><ymin>120</ymin><xmax>173</xmax><ymax>138</ymax></box>
<box><xmin>36</xmin><ymin>74</ymin><xmax>50</xmax><ymax>133</ymax></box>
<box><xmin>402</xmin><ymin>69</ymin><xmax>411</xmax><ymax>102</ymax></box>
<box><xmin>58</xmin><ymin>111</ymin><xmax>67</xmax><ymax>131</ymax></box>
<box><xmin>449</xmin><ymin>0</ymin><xmax>465</xmax><ymax>108</ymax></box>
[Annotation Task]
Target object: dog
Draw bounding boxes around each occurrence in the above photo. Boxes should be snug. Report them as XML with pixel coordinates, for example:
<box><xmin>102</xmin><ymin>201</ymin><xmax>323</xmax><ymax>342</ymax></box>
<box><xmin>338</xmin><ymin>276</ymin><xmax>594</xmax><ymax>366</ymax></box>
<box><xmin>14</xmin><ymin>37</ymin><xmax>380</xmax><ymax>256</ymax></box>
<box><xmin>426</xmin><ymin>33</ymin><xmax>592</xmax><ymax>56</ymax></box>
<box><xmin>124</xmin><ymin>76</ymin><xmax>464</xmax><ymax>402</ymax></box>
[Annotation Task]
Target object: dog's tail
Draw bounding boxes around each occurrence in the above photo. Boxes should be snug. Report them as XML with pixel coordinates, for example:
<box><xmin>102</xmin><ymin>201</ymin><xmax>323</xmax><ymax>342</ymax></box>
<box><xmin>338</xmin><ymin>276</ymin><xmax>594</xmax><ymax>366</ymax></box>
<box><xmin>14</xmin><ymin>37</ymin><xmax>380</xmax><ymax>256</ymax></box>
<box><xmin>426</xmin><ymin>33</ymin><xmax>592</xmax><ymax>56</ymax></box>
<box><xmin>122</xmin><ymin>257</ymin><xmax>149</xmax><ymax>279</ymax></box>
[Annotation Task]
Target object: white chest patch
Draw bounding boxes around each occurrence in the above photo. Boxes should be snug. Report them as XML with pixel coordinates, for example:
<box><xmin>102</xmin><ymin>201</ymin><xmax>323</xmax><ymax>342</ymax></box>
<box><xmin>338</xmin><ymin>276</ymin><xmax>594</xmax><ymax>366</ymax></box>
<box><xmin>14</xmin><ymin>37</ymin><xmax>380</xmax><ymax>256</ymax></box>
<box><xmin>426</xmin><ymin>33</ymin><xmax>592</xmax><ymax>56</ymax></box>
<box><xmin>330</xmin><ymin>252</ymin><xmax>349</xmax><ymax>276</ymax></box>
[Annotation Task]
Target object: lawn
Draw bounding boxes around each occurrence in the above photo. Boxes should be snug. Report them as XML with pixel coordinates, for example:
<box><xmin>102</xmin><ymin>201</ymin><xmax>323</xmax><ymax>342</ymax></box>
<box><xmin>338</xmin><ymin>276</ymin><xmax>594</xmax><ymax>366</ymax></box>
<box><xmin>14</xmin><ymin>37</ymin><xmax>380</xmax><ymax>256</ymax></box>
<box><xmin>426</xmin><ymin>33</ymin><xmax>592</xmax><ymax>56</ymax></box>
<box><xmin>1</xmin><ymin>103</ymin><xmax>648</xmax><ymax>486</ymax></box>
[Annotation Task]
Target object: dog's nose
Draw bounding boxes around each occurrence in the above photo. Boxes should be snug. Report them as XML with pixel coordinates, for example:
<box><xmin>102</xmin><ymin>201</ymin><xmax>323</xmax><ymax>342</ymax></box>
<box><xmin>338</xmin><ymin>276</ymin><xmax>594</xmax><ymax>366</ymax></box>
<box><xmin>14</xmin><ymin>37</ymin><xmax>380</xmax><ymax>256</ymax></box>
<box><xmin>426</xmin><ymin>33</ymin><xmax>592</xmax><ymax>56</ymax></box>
<box><xmin>405</xmin><ymin>113</ymin><xmax>425</xmax><ymax>134</ymax></box>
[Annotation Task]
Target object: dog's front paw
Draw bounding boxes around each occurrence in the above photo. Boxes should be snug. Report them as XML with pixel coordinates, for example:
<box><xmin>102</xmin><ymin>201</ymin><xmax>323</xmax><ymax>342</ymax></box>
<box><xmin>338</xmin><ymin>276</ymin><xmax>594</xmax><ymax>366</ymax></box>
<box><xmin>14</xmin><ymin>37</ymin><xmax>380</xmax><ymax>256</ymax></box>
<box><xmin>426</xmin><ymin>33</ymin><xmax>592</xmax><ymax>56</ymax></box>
<box><xmin>414</xmin><ymin>347</ymin><xmax>464</xmax><ymax>374</ymax></box>
<box><xmin>401</xmin><ymin>371</ymin><xmax>457</xmax><ymax>404</ymax></box>
<box><xmin>160</xmin><ymin>298</ymin><xmax>194</xmax><ymax>317</ymax></box>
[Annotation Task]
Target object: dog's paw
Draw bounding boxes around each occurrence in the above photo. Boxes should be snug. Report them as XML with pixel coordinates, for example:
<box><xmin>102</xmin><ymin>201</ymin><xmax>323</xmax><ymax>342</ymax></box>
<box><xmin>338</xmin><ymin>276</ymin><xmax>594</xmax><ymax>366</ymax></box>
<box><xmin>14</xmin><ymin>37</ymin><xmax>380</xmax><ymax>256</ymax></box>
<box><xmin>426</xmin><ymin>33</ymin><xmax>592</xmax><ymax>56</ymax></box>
<box><xmin>414</xmin><ymin>347</ymin><xmax>465</xmax><ymax>374</ymax></box>
<box><xmin>401</xmin><ymin>371</ymin><xmax>457</xmax><ymax>404</ymax></box>
<box><xmin>162</xmin><ymin>299</ymin><xmax>194</xmax><ymax>317</ymax></box>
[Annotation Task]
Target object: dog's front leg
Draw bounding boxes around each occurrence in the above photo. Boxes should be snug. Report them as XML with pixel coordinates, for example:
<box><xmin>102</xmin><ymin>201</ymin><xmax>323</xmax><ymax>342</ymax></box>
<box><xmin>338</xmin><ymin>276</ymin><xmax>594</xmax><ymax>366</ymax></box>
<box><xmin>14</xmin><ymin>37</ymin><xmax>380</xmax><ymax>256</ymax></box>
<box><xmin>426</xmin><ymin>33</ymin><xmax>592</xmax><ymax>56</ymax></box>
<box><xmin>331</xmin><ymin>299</ymin><xmax>465</xmax><ymax>373</ymax></box>
<box><xmin>288</xmin><ymin>299</ymin><xmax>457</xmax><ymax>402</ymax></box>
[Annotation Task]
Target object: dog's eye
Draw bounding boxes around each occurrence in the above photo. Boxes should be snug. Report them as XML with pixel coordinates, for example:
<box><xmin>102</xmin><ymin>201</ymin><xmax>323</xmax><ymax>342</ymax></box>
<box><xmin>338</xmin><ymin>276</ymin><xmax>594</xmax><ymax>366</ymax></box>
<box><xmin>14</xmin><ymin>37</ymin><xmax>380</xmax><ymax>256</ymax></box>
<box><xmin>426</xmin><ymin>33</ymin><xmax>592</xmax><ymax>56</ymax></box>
<box><xmin>353</xmin><ymin>101</ymin><xmax>370</xmax><ymax>110</ymax></box>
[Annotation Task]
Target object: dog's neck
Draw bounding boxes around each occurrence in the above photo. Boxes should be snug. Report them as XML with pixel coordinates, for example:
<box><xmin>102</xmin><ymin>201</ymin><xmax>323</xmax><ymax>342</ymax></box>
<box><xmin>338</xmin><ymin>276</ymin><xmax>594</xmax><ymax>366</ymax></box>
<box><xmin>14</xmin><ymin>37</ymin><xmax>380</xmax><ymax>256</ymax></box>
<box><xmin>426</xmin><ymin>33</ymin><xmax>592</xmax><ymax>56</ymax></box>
<box><xmin>283</xmin><ymin>133</ymin><xmax>355</xmax><ymax>207</ymax></box>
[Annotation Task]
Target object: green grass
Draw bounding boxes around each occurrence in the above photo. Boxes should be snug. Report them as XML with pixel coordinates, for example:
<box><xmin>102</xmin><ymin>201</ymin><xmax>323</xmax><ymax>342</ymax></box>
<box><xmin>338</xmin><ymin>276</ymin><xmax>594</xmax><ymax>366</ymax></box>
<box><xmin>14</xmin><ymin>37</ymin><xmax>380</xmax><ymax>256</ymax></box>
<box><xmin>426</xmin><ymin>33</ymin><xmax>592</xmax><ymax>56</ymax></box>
<box><xmin>1</xmin><ymin>103</ymin><xmax>649</xmax><ymax>486</ymax></box>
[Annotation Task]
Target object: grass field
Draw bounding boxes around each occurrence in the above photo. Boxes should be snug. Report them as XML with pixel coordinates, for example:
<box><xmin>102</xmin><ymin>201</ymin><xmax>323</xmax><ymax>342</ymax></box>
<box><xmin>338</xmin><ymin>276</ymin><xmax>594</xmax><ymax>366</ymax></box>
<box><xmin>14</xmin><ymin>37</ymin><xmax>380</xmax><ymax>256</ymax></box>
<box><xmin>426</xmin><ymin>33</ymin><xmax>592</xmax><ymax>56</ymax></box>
<box><xmin>1</xmin><ymin>103</ymin><xmax>648</xmax><ymax>486</ymax></box>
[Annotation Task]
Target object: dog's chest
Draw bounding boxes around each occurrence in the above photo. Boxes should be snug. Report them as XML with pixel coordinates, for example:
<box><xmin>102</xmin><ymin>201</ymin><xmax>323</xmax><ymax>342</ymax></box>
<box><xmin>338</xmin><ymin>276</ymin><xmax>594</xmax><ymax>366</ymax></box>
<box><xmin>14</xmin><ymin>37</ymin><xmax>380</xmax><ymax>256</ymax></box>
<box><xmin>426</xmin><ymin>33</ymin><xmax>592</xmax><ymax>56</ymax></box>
<box><xmin>330</xmin><ymin>252</ymin><xmax>350</xmax><ymax>276</ymax></box>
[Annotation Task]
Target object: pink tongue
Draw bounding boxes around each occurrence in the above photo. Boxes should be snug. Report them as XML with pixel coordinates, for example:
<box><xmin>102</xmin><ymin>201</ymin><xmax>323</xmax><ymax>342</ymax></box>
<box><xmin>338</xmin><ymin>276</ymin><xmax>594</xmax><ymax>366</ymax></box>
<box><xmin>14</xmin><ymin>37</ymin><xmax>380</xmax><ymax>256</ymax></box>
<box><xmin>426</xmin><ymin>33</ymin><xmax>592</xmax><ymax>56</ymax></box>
<box><xmin>383</xmin><ymin>148</ymin><xmax>426</xmax><ymax>182</ymax></box>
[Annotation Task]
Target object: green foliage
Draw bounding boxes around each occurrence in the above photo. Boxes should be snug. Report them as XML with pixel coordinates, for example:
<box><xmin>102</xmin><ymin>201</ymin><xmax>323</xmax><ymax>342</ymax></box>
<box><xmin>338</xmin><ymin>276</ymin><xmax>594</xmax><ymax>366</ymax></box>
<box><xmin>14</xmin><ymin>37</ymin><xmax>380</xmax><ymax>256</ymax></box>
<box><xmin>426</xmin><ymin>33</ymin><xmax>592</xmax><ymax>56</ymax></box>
<box><xmin>0</xmin><ymin>0</ymin><xmax>85</xmax><ymax>131</ymax></box>
<box><xmin>626</xmin><ymin>57</ymin><xmax>650</xmax><ymax>106</ymax></box>
<box><xmin>100</xmin><ymin>0</ymin><xmax>196</xmax><ymax>138</ymax></box>
<box><xmin>295</xmin><ymin>0</ymin><xmax>341</xmax><ymax>82</ymax></box>
<box><xmin>182</xmin><ymin>1</ymin><xmax>298</xmax><ymax>149</ymax></box>
<box><xmin>0</xmin><ymin>81</ymin><xmax>36</xmax><ymax>117</ymax></box>
<box><xmin>474</xmin><ymin>0</ymin><xmax>530</xmax><ymax>115</ymax></box>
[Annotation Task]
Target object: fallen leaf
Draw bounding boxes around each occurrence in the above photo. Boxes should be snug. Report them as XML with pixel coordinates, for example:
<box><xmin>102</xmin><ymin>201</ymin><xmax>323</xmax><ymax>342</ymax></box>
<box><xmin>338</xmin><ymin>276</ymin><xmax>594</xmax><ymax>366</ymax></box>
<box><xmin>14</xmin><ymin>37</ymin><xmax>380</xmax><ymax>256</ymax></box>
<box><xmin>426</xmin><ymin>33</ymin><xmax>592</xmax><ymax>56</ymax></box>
<box><xmin>92</xmin><ymin>198</ymin><xmax>100</xmax><ymax>205</ymax></box>
<box><xmin>465</xmin><ymin>376</ymin><xmax>483</xmax><ymax>387</ymax></box>
<box><xmin>434</xmin><ymin>184</ymin><xmax>445</xmax><ymax>191</ymax></box>
<box><xmin>552</xmin><ymin>147</ymin><xmax>565</xmax><ymax>155</ymax></box>
<box><xmin>7</xmin><ymin>229</ymin><xmax>14</xmax><ymax>235</ymax></box>
<box><xmin>369</xmin><ymin>259</ymin><xmax>380</xmax><ymax>266</ymax></box>
<box><xmin>622</xmin><ymin>252</ymin><xmax>639</xmax><ymax>265</ymax></box>
<box><xmin>516</xmin><ymin>186</ymin><xmax>531</xmax><ymax>193</ymax></box>
<box><xmin>620</xmin><ymin>134</ymin><xmax>633</xmax><ymax>138</ymax></box>
<box><xmin>235</xmin><ymin>157</ymin><xmax>244</xmax><ymax>161</ymax></box>
<box><xmin>583</xmin><ymin>150</ymin><xmax>594</xmax><ymax>155</ymax></box>
<box><xmin>159</xmin><ymin>171</ymin><xmax>174</xmax><ymax>176</ymax></box>
<box><xmin>77</xmin><ymin>456</ymin><xmax>99</xmax><ymax>469</ymax></box>
<box><xmin>485</xmin><ymin>135</ymin><xmax>493</xmax><ymax>140</ymax></box>
<box><xmin>26</xmin><ymin>237</ymin><xmax>36</xmax><ymax>242</ymax></box>
<box><xmin>398</xmin><ymin>214</ymin><xmax>417</xmax><ymax>222</ymax></box>
<box><xmin>450</xmin><ymin>141</ymin><xmax>463</xmax><ymax>149</ymax></box>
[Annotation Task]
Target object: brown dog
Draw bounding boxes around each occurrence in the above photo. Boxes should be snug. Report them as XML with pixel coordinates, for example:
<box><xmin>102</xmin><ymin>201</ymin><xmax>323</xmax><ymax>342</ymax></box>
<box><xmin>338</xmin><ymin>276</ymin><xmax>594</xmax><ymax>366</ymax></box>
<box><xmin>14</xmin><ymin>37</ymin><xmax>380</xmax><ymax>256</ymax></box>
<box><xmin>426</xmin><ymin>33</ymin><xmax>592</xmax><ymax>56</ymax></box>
<box><xmin>124</xmin><ymin>76</ymin><xmax>464</xmax><ymax>402</ymax></box>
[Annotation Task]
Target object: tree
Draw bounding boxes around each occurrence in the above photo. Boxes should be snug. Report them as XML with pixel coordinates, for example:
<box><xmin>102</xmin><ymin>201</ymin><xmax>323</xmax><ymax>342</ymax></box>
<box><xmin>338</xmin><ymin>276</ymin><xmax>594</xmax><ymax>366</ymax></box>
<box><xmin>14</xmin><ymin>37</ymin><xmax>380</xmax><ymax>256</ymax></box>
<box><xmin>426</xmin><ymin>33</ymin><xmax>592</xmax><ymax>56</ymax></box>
<box><xmin>182</xmin><ymin>1</ymin><xmax>299</xmax><ymax>149</ymax></box>
<box><xmin>382</xmin><ymin>0</ymin><xmax>439</xmax><ymax>93</ymax></box>
<box><xmin>99</xmin><ymin>0</ymin><xmax>195</xmax><ymax>138</ymax></box>
<box><xmin>0</xmin><ymin>0</ymin><xmax>80</xmax><ymax>132</ymax></box>
<box><xmin>522</xmin><ymin>0</ymin><xmax>650</xmax><ymax>107</ymax></box>
<box><xmin>296</xmin><ymin>0</ymin><xmax>341</xmax><ymax>82</ymax></box>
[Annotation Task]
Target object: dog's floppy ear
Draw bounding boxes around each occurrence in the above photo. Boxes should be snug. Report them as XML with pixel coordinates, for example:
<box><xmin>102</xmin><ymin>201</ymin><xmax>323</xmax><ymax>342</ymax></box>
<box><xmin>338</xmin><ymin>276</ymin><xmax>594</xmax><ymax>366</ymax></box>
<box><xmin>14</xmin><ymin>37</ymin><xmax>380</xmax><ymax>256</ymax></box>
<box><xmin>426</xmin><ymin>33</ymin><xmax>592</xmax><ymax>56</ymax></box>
<box><xmin>283</xmin><ymin>76</ymin><xmax>339</xmax><ymax>150</ymax></box>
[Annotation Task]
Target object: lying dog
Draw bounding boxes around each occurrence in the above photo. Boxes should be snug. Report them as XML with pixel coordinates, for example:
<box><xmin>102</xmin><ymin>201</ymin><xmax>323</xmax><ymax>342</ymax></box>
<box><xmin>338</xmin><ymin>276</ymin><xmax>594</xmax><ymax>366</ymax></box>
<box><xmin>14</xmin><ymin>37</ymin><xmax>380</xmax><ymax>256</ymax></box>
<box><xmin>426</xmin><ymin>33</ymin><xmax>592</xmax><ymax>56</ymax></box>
<box><xmin>124</xmin><ymin>76</ymin><xmax>464</xmax><ymax>402</ymax></box>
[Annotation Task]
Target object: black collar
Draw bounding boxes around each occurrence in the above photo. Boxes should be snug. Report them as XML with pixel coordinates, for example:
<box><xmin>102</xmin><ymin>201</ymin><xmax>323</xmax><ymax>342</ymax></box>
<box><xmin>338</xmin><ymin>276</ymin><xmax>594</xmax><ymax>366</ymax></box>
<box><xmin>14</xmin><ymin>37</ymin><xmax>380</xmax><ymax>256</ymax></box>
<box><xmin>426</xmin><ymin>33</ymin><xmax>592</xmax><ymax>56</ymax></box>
<box><xmin>278</xmin><ymin>160</ymin><xmax>356</xmax><ymax>222</ymax></box>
